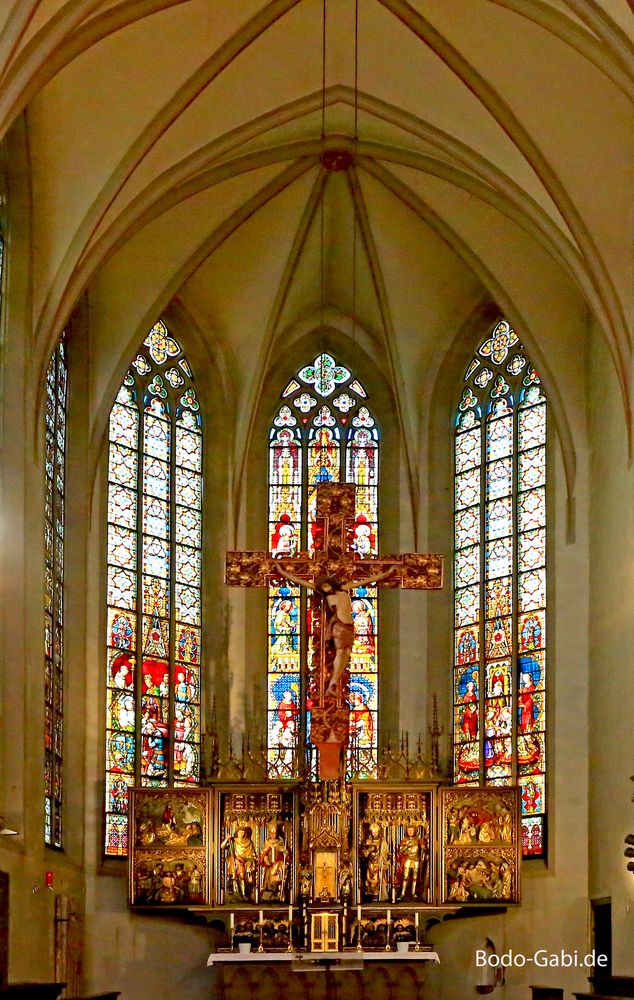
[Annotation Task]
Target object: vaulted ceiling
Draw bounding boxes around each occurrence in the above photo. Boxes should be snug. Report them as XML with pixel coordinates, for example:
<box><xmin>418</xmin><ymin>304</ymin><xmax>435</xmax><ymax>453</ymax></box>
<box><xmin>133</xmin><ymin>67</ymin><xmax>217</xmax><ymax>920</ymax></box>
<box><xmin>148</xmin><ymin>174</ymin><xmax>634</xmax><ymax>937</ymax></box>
<box><xmin>1</xmin><ymin>0</ymin><xmax>632</xmax><ymax>484</ymax></box>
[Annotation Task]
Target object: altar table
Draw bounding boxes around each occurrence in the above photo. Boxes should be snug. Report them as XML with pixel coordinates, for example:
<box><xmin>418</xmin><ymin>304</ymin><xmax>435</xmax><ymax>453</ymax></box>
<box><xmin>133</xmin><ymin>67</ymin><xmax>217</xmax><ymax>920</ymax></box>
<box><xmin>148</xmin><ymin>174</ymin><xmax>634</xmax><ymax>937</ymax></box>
<box><xmin>206</xmin><ymin>951</ymin><xmax>440</xmax><ymax>1000</ymax></box>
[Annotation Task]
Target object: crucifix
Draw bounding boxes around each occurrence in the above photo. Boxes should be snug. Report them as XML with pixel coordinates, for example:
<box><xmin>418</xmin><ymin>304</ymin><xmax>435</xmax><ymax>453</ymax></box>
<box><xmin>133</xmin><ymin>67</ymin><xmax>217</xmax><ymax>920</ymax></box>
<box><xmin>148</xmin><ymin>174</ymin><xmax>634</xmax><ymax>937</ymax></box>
<box><xmin>226</xmin><ymin>482</ymin><xmax>443</xmax><ymax>780</ymax></box>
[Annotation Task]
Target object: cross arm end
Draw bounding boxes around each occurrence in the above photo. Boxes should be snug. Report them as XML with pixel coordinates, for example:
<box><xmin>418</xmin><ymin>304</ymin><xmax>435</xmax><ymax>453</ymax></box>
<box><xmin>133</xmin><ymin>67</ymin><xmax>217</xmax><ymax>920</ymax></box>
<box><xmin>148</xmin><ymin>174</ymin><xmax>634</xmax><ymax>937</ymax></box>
<box><xmin>225</xmin><ymin>551</ymin><xmax>271</xmax><ymax>587</ymax></box>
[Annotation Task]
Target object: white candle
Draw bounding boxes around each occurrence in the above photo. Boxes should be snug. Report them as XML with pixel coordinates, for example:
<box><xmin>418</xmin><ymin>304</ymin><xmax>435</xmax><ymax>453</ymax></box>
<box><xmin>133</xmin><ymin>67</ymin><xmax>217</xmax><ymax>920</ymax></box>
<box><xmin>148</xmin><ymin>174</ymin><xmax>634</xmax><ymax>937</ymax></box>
<box><xmin>288</xmin><ymin>904</ymin><xmax>293</xmax><ymax>923</ymax></box>
<box><xmin>387</xmin><ymin>909</ymin><xmax>391</xmax><ymax>925</ymax></box>
<box><xmin>415</xmin><ymin>912</ymin><xmax>419</xmax><ymax>930</ymax></box>
<box><xmin>259</xmin><ymin>909</ymin><xmax>264</xmax><ymax>925</ymax></box>
<box><xmin>230</xmin><ymin>912</ymin><xmax>234</xmax><ymax>935</ymax></box>
<box><xmin>357</xmin><ymin>905</ymin><xmax>361</xmax><ymax>923</ymax></box>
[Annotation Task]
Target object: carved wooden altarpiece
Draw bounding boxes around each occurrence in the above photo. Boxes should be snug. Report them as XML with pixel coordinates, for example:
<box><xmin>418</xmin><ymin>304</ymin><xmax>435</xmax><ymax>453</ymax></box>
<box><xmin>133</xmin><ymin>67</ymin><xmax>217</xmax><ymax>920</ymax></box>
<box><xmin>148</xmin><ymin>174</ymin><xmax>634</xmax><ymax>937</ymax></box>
<box><xmin>129</xmin><ymin>782</ymin><xmax>521</xmax><ymax>914</ymax></box>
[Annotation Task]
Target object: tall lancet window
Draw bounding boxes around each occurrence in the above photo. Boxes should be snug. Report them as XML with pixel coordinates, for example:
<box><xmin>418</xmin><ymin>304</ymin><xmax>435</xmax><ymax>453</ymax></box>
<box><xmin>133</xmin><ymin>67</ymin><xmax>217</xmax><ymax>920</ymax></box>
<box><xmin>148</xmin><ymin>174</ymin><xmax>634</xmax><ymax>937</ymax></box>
<box><xmin>453</xmin><ymin>319</ymin><xmax>547</xmax><ymax>859</ymax></box>
<box><xmin>44</xmin><ymin>334</ymin><xmax>67</xmax><ymax>847</ymax></box>
<box><xmin>267</xmin><ymin>354</ymin><xmax>379</xmax><ymax>779</ymax></box>
<box><xmin>104</xmin><ymin>320</ymin><xmax>203</xmax><ymax>856</ymax></box>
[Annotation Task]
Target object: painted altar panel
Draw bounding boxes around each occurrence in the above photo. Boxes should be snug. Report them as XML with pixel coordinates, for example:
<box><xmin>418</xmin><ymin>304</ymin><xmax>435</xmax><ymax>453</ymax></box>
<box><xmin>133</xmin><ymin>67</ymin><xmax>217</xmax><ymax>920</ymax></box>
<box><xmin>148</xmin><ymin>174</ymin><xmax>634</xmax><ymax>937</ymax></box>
<box><xmin>439</xmin><ymin>786</ymin><xmax>520</xmax><ymax>904</ymax></box>
<box><xmin>353</xmin><ymin>786</ymin><xmax>436</xmax><ymax>905</ymax></box>
<box><xmin>128</xmin><ymin>787</ymin><xmax>211</xmax><ymax>905</ymax></box>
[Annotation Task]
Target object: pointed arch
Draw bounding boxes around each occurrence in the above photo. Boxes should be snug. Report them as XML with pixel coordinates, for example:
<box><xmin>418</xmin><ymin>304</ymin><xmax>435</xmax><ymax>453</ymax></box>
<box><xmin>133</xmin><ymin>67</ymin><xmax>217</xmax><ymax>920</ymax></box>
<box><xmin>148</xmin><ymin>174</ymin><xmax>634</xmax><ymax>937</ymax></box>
<box><xmin>104</xmin><ymin>319</ymin><xmax>203</xmax><ymax>856</ymax></box>
<box><xmin>453</xmin><ymin>318</ymin><xmax>547</xmax><ymax>858</ymax></box>
<box><xmin>267</xmin><ymin>352</ymin><xmax>380</xmax><ymax>779</ymax></box>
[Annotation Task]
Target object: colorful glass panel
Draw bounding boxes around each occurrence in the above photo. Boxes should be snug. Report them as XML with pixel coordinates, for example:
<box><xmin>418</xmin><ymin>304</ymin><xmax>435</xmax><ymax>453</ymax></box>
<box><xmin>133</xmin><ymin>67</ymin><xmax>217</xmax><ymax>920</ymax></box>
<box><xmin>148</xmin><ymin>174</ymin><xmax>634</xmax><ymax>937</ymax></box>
<box><xmin>269</xmin><ymin>425</ymin><xmax>302</xmax><ymax>559</ymax></box>
<box><xmin>109</xmin><ymin>442</ymin><xmax>138</xmax><ymax>488</ymax></box>
<box><xmin>453</xmin><ymin>318</ymin><xmax>547</xmax><ymax>857</ymax></box>
<box><xmin>485</xmin><ymin>537</ymin><xmax>513</xmax><ymax>579</ymax></box>
<box><xmin>173</xmin><ymin>405</ymin><xmax>202</xmax><ymax>787</ymax></box>
<box><xmin>486</xmin><ymin>415</ymin><xmax>513</xmax><ymax>461</ymax></box>
<box><xmin>486</xmin><ymin>458</ymin><xmax>513</xmax><ymax>499</ymax></box>
<box><xmin>268</xmin><ymin>408</ymin><xmax>306</xmax><ymax>775</ymax></box>
<box><xmin>269</xmin><ymin>428</ymin><xmax>301</xmax><ymax>486</ymax></box>
<box><xmin>308</xmin><ymin>427</ymin><xmax>340</xmax><ymax>484</ymax></box>
<box><xmin>455</xmin><ymin>428</ymin><xmax>480</xmax><ymax>473</ymax></box>
<box><xmin>298</xmin><ymin>353</ymin><xmax>350</xmax><ymax>397</ymax></box>
<box><xmin>455</xmin><ymin>545</ymin><xmax>480</xmax><ymax>588</ymax></box>
<box><xmin>455</xmin><ymin>506</ymin><xmax>480</xmax><ymax>549</ymax></box>
<box><xmin>44</xmin><ymin>335</ymin><xmax>67</xmax><ymax>847</ymax></box>
<box><xmin>269</xmin><ymin>585</ymin><xmax>301</xmax><ymax>668</ymax></box>
<box><xmin>175</xmin><ymin>583</ymin><xmax>201</xmax><ymax>625</ymax></box>
<box><xmin>104</xmin><ymin>322</ymin><xmax>203</xmax><ymax>853</ymax></box>
<box><xmin>455</xmin><ymin>584</ymin><xmax>479</xmax><ymax>627</ymax></box>
<box><xmin>455</xmin><ymin>468</ymin><xmax>481</xmax><ymax>510</ymax></box>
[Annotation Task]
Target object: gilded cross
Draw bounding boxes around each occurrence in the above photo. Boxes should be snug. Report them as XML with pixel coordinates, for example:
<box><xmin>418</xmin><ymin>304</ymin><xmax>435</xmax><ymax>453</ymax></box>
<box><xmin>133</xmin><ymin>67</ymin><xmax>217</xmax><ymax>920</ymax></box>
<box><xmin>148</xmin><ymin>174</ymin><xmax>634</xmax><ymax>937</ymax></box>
<box><xmin>226</xmin><ymin>482</ymin><xmax>443</xmax><ymax>779</ymax></box>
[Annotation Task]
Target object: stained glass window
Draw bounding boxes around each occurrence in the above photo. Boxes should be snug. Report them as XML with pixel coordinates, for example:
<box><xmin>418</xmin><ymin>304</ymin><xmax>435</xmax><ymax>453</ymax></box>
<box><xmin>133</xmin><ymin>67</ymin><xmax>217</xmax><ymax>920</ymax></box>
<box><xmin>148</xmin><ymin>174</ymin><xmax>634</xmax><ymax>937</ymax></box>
<box><xmin>105</xmin><ymin>320</ymin><xmax>203</xmax><ymax>856</ymax></box>
<box><xmin>453</xmin><ymin>319</ymin><xmax>547</xmax><ymax>858</ymax></box>
<box><xmin>44</xmin><ymin>334</ymin><xmax>67</xmax><ymax>847</ymax></box>
<box><xmin>267</xmin><ymin>353</ymin><xmax>380</xmax><ymax>779</ymax></box>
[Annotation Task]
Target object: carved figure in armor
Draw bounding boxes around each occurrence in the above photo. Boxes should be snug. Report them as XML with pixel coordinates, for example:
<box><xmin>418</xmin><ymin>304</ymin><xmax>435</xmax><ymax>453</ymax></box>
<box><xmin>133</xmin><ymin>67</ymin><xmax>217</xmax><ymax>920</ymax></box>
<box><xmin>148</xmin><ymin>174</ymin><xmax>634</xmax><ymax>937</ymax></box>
<box><xmin>259</xmin><ymin>821</ymin><xmax>289</xmax><ymax>901</ymax></box>
<box><xmin>361</xmin><ymin>822</ymin><xmax>390</xmax><ymax>901</ymax></box>
<box><xmin>396</xmin><ymin>824</ymin><xmax>426</xmax><ymax>900</ymax></box>
<box><xmin>221</xmin><ymin>822</ymin><xmax>257</xmax><ymax>902</ymax></box>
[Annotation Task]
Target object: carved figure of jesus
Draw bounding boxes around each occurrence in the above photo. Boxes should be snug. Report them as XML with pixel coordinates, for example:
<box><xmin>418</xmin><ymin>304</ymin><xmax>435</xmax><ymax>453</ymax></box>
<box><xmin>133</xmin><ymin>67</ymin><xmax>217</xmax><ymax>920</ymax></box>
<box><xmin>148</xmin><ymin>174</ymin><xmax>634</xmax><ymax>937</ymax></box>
<box><xmin>273</xmin><ymin>568</ymin><xmax>395</xmax><ymax>696</ymax></box>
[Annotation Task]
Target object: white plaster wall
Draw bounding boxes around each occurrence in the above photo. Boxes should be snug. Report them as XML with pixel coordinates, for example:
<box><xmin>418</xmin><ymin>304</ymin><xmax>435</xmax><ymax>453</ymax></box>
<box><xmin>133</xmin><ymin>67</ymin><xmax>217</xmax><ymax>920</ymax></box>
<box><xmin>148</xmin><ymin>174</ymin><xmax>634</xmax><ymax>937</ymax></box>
<box><xmin>0</xmin><ymin>120</ymin><xmax>88</xmax><ymax>985</ymax></box>
<box><xmin>84</xmin><ymin>878</ymin><xmax>218</xmax><ymax>999</ymax></box>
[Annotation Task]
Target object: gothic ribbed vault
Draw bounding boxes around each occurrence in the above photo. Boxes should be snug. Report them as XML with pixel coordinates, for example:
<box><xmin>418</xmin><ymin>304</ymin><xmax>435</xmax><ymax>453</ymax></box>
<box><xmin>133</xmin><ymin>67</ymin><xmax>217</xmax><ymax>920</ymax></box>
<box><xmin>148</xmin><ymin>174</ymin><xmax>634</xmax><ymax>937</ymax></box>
<box><xmin>1</xmin><ymin>0</ymin><xmax>632</xmax><ymax>504</ymax></box>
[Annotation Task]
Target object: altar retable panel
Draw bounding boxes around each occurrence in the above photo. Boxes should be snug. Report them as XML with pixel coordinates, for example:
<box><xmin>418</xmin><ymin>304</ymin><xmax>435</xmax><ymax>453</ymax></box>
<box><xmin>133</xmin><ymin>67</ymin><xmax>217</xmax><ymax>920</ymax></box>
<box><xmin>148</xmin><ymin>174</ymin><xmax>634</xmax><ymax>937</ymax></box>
<box><xmin>127</xmin><ymin>783</ymin><xmax>521</xmax><ymax>911</ymax></box>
